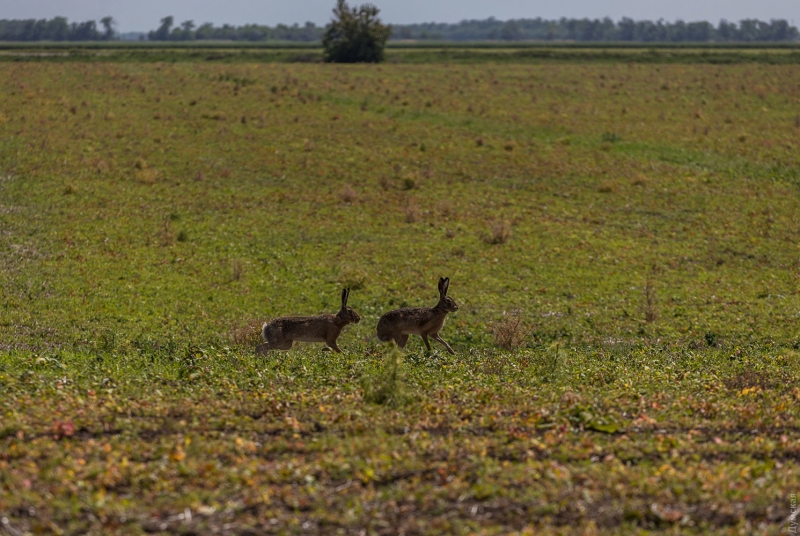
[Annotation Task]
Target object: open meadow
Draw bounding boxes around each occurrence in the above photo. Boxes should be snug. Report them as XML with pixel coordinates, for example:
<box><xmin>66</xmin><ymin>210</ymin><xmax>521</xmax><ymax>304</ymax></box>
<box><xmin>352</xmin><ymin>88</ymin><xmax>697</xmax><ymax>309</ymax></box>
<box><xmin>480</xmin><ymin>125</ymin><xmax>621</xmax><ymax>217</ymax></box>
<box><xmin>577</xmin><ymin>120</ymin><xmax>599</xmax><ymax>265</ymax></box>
<box><xmin>1</xmin><ymin>57</ymin><xmax>800</xmax><ymax>534</ymax></box>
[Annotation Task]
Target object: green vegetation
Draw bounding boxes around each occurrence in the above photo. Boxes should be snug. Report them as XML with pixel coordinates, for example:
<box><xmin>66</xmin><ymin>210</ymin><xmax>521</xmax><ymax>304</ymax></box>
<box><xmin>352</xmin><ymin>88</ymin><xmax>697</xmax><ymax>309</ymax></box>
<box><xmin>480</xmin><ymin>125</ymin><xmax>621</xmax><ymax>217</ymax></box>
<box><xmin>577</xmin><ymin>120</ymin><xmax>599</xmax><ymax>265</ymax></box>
<box><xmin>1</xmin><ymin>60</ymin><xmax>799</xmax><ymax>533</ymax></box>
<box><xmin>391</xmin><ymin>17</ymin><xmax>799</xmax><ymax>43</ymax></box>
<box><xmin>322</xmin><ymin>0</ymin><xmax>391</xmax><ymax>63</ymax></box>
<box><xmin>2</xmin><ymin>43</ymin><xmax>800</xmax><ymax>65</ymax></box>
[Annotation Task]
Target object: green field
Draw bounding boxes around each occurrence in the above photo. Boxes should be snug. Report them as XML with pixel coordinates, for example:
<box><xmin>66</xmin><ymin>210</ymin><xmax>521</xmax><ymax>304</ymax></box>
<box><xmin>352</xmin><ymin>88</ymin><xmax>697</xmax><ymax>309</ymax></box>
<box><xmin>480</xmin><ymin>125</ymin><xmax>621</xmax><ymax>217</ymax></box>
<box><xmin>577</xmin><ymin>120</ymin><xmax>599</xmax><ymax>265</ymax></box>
<box><xmin>2</xmin><ymin>42</ymin><xmax>800</xmax><ymax>64</ymax></box>
<box><xmin>1</xmin><ymin>58</ymin><xmax>799</xmax><ymax>534</ymax></box>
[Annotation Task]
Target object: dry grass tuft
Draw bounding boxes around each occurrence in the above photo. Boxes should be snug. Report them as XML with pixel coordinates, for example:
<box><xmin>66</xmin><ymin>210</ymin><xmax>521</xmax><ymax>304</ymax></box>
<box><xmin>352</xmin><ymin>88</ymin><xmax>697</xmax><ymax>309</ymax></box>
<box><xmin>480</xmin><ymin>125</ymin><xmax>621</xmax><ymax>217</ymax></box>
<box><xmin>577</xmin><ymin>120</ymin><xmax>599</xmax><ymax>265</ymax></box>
<box><xmin>230</xmin><ymin>259</ymin><xmax>244</xmax><ymax>282</ymax></box>
<box><xmin>492</xmin><ymin>311</ymin><xmax>526</xmax><ymax>351</ymax></box>
<box><xmin>339</xmin><ymin>184</ymin><xmax>358</xmax><ymax>203</ymax></box>
<box><xmin>379</xmin><ymin>176</ymin><xmax>393</xmax><ymax>191</ymax></box>
<box><xmin>485</xmin><ymin>220</ymin><xmax>512</xmax><ymax>245</ymax></box>
<box><xmin>229</xmin><ymin>319</ymin><xmax>264</xmax><ymax>348</ymax></box>
<box><xmin>137</xmin><ymin>169</ymin><xmax>158</xmax><ymax>185</ymax></box>
<box><xmin>597</xmin><ymin>180</ymin><xmax>617</xmax><ymax>193</ymax></box>
<box><xmin>401</xmin><ymin>176</ymin><xmax>418</xmax><ymax>190</ymax></box>
<box><xmin>404</xmin><ymin>200</ymin><xmax>421</xmax><ymax>223</ymax></box>
<box><xmin>438</xmin><ymin>199</ymin><xmax>455</xmax><ymax>219</ymax></box>
<box><xmin>159</xmin><ymin>217</ymin><xmax>175</xmax><ymax>246</ymax></box>
<box><xmin>643</xmin><ymin>271</ymin><xmax>658</xmax><ymax>323</ymax></box>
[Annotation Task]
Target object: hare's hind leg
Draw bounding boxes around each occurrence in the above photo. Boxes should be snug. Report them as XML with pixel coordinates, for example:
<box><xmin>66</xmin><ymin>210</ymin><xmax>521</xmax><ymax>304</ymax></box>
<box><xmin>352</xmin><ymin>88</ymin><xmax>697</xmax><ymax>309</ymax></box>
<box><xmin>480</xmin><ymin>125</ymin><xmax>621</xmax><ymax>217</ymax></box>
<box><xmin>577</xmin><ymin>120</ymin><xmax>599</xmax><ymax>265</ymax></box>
<box><xmin>272</xmin><ymin>338</ymin><xmax>293</xmax><ymax>351</ymax></box>
<box><xmin>431</xmin><ymin>333</ymin><xmax>455</xmax><ymax>355</ymax></box>
<box><xmin>395</xmin><ymin>333</ymin><xmax>409</xmax><ymax>348</ymax></box>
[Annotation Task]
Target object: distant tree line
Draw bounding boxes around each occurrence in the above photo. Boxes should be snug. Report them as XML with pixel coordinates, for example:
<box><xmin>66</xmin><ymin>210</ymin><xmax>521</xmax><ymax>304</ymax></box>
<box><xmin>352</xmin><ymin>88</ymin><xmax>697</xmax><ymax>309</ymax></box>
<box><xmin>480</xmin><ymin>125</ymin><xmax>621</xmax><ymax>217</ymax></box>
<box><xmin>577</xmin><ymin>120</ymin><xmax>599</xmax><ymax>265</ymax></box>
<box><xmin>0</xmin><ymin>17</ymin><xmax>116</xmax><ymax>41</ymax></box>
<box><xmin>390</xmin><ymin>17</ymin><xmax>800</xmax><ymax>42</ymax></box>
<box><xmin>147</xmin><ymin>16</ymin><xmax>323</xmax><ymax>42</ymax></box>
<box><xmin>0</xmin><ymin>15</ymin><xmax>798</xmax><ymax>43</ymax></box>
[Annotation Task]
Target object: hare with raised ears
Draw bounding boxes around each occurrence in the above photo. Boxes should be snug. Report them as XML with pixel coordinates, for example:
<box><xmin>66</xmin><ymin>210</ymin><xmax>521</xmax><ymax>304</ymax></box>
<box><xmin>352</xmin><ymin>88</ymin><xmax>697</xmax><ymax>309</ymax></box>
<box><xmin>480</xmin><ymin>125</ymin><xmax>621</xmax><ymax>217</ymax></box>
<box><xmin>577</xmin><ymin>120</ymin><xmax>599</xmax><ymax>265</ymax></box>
<box><xmin>376</xmin><ymin>277</ymin><xmax>458</xmax><ymax>354</ymax></box>
<box><xmin>256</xmin><ymin>288</ymin><xmax>361</xmax><ymax>356</ymax></box>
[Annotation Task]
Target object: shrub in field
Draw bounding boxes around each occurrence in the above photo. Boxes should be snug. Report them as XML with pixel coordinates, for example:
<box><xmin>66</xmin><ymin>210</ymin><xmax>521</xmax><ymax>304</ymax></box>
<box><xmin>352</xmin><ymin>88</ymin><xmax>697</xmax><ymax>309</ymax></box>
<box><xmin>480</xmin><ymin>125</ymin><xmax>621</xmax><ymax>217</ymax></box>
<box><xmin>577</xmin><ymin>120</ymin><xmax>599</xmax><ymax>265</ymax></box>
<box><xmin>403</xmin><ymin>197</ymin><xmax>421</xmax><ymax>223</ymax></box>
<box><xmin>229</xmin><ymin>319</ymin><xmax>264</xmax><ymax>348</ymax></box>
<box><xmin>339</xmin><ymin>184</ymin><xmax>358</xmax><ymax>203</ymax></box>
<box><xmin>597</xmin><ymin>180</ymin><xmax>617</xmax><ymax>193</ymax></box>
<box><xmin>492</xmin><ymin>311</ymin><xmax>526</xmax><ymax>350</ymax></box>
<box><xmin>230</xmin><ymin>259</ymin><xmax>244</xmax><ymax>282</ymax></box>
<box><xmin>322</xmin><ymin>0</ymin><xmax>391</xmax><ymax>63</ymax></box>
<box><xmin>485</xmin><ymin>220</ymin><xmax>512</xmax><ymax>245</ymax></box>
<box><xmin>361</xmin><ymin>344</ymin><xmax>409</xmax><ymax>407</ymax></box>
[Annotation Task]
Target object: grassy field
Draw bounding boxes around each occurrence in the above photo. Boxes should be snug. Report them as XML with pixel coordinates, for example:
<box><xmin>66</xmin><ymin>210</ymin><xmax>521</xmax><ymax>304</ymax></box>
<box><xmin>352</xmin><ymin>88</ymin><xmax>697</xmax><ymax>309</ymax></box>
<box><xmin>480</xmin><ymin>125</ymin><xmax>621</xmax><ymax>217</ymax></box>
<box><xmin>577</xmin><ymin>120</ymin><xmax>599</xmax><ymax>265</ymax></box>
<box><xmin>1</xmin><ymin>59</ymin><xmax>799</xmax><ymax>534</ymax></box>
<box><xmin>1</xmin><ymin>42</ymin><xmax>800</xmax><ymax>64</ymax></box>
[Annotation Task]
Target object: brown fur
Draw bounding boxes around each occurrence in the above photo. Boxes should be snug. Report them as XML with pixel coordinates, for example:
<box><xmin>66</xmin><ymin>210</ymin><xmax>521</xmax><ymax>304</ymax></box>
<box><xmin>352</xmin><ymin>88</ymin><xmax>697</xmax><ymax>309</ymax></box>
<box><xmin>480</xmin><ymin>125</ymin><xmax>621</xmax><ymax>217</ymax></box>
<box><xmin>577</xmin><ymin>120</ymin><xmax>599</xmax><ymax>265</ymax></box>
<box><xmin>256</xmin><ymin>288</ymin><xmax>360</xmax><ymax>355</ymax></box>
<box><xmin>376</xmin><ymin>277</ymin><xmax>458</xmax><ymax>354</ymax></box>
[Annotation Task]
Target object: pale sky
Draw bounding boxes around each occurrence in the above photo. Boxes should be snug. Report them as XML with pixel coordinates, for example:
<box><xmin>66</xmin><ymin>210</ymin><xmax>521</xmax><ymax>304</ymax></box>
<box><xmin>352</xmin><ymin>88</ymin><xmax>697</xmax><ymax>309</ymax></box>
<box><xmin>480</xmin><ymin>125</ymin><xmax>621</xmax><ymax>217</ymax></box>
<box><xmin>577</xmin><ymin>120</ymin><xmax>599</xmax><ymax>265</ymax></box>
<box><xmin>1</xmin><ymin>0</ymin><xmax>798</xmax><ymax>33</ymax></box>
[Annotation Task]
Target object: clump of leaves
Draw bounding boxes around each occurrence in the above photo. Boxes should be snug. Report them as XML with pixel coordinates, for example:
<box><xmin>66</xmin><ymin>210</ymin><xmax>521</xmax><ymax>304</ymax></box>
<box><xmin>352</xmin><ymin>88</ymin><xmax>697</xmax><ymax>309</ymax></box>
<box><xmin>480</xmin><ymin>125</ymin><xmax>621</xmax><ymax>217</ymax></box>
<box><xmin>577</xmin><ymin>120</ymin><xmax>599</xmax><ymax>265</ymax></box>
<box><xmin>492</xmin><ymin>311</ymin><xmax>526</xmax><ymax>351</ymax></box>
<box><xmin>485</xmin><ymin>220</ymin><xmax>512</xmax><ymax>245</ymax></box>
<box><xmin>361</xmin><ymin>344</ymin><xmax>409</xmax><ymax>407</ymax></box>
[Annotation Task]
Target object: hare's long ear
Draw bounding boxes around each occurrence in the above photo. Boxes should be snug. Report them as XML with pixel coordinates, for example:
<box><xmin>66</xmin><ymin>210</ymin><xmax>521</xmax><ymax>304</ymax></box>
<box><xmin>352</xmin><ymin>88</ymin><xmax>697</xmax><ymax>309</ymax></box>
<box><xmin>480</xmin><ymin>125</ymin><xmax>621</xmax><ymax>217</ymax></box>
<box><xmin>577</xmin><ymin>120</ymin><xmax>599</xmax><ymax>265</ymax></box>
<box><xmin>443</xmin><ymin>278</ymin><xmax>450</xmax><ymax>296</ymax></box>
<box><xmin>438</xmin><ymin>277</ymin><xmax>445</xmax><ymax>296</ymax></box>
<box><xmin>341</xmin><ymin>288</ymin><xmax>348</xmax><ymax>308</ymax></box>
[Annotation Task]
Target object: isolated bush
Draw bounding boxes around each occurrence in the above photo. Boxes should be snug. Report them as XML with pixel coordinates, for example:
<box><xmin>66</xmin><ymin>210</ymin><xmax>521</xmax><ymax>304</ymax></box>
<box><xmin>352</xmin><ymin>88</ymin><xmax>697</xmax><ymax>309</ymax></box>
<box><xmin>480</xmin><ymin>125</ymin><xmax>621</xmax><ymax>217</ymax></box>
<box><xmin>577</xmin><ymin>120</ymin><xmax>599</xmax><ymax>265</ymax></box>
<box><xmin>229</xmin><ymin>320</ymin><xmax>264</xmax><ymax>348</ymax></box>
<box><xmin>492</xmin><ymin>311</ymin><xmax>526</xmax><ymax>351</ymax></box>
<box><xmin>322</xmin><ymin>0</ymin><xmax>391</xmax><ymax>63</ymax></box>
<box><xmin>485</xmin><ymin>220</ymin><xmax>512</xmax><ymax>245</ymax></box>
<box><xmin>361</xmin><ymin>345</ymin><xmax>409</xmax><ymax>407</ymax></box>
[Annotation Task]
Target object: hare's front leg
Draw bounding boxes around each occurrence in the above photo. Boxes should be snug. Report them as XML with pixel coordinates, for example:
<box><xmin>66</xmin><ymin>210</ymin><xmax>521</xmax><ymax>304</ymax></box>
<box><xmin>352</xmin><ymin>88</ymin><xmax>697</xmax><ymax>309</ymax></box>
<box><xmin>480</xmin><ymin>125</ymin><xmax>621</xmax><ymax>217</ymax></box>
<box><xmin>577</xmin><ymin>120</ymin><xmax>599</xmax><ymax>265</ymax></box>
<box><xmin>420</xmin><ymin>334</ymin><xmax>433</xmax><ymax>352</ymax></box>
<box><xmin>431</xmin><ymin>333</ymin><xmax>455</xmax><ymax>355</ymax></box>
<box><xmin>255</xmin><ymin>342</ymin><xmax>270</xmax><ymax>356</ymax></box>
<box><xmin>326</xmin><ymin>336</ymin><xmax>343</xmax><ymax>353</ymax></box>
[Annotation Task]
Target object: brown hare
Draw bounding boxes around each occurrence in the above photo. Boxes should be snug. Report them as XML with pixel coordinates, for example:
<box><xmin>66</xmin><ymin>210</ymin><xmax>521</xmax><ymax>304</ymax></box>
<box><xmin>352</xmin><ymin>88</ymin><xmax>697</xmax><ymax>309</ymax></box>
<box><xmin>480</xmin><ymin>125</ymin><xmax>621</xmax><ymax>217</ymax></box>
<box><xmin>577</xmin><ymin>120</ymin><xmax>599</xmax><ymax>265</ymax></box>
<box><xmin>376</xmin><ymin>277</ymin><xmax>458</xmax><ymax>354</ymax></box>
<box><xmin>256</xmin><ymin>288</ymin><xmax>361</xmax><ymax>355</ymax></box>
